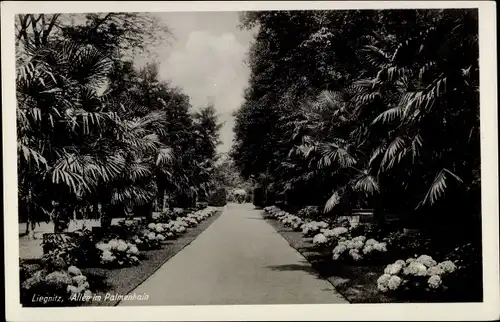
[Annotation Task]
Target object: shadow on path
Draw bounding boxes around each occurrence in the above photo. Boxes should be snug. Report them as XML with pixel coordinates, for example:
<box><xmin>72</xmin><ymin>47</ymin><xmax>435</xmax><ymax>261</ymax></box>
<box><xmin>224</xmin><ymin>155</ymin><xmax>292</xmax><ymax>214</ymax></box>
<box><xmin>265</xmin><ymin>263</ymin><xmax>317</xmax><ymax>275</ymax></box>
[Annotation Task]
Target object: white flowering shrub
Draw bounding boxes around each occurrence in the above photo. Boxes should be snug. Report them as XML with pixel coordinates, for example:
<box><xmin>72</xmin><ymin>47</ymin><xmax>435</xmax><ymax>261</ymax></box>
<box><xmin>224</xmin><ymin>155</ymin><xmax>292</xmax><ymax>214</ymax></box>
<box><xmin>96</xmin><ymin>239</ymin><xmax>140</xmax><ymax>267</ymax></box>
<box><xmin>302</xmin><ymin>221</ymin><xmax>329</xmax><ymax>237</ymax></box>
<box><xmin>263</xmin><ymin>206</ymin><xmax>284</xmax><ymax>219</ymax></box>
<box><xmin>189</xmin><ymin>206</ymin><xmax>218</xmax><ymax>221</ymax></box>
<box><xmin>133</xmin><ymin>229</ymin><xmax>165</xmax><ymax>249</ymax></box>
<box><xmin>264</xmin><ymin>205</ymin><xmax>280</xmax><ymax>215</ymax></box>
<box><xmin>377</xmin><ymin>255</ymin><xmax>458</xmax><ymax>293</ymax></box>
<box><xmin>181</xmin><ymin>216</ymin><xmax>199</xmax><ymax>227</ymax></box>
<box><xmin>66</xmin><ymin>265</ymin><xmax>92</xmax><ymax>297</ymax></box>
<box><xmin>312</xmin><ymin>227</ymin><xmax>350</xmax><ymax>247</ymax></box>
<box><xmin>279</xmin><ymin>213</ymin><xmax>305</xmax><ymax>231</ymax></box>
<box><xmin>20</xmin><ymin>264</ymin><xmax>92</xmax><ymax>306</ymax></box>
<box><xmin>332</xmin><ymin>236</ymin><xmax>388</xmax><ymax>262</ymax></box>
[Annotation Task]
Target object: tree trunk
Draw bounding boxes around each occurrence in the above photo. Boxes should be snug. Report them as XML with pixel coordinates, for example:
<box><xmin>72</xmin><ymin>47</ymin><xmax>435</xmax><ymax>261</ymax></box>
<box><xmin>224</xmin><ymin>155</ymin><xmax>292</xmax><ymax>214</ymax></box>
<box><xmin>373</xmin><ymin>194</ymin><xmax>386</xmax><ymax>226</ymax></box>
<box><xmin>53</xmin><ymin>207</ymin><xmax>70</xmax><ymax>233</ymax></box>
<box><xmin>144</xmin><ymin>203</ymin><xmax>154</xmax><ymax>223</ymax></box>
<box><xmin>25</xmin><ymin>221</ymin><xmax>36</xmax><ymax>239</ymax></box>
<box><xmin>161</xmin><ymin>189</ymin><xmax>168</xmax><ymax>211</ymax></box>
<box><xmin>100</xmin><ymin>204</ymin><xmax>113</xmax><ymax>232</ymax></box>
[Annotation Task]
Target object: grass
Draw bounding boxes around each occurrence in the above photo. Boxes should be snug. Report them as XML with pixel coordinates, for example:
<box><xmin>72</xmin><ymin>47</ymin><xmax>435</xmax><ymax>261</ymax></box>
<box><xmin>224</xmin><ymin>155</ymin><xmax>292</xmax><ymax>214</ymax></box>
<box><xmin>263</xmin><ymin>213</ymin><xmax>400</xmax><ymax>303</ymax></box>
<box><xmin>20</xmin><ymin>209</ymin><xmax>223</xmax><ymax>307</ymax></box>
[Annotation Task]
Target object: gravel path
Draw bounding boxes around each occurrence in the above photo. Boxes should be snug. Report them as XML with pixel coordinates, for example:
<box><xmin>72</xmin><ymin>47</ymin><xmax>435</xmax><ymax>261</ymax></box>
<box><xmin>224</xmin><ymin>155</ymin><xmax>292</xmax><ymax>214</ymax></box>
<box><xmin>120</xmin><ymin>203</ymin><xmax>347</xmax><ymax>305</ymax></box>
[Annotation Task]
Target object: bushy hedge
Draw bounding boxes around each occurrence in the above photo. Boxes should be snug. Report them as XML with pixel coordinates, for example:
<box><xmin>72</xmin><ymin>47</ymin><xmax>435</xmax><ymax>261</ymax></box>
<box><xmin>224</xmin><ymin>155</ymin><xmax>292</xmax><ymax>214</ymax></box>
<box><xmin>208</xmin><ymin>188</ymin><xmax>227</xmax><ymax>206</ymax></box>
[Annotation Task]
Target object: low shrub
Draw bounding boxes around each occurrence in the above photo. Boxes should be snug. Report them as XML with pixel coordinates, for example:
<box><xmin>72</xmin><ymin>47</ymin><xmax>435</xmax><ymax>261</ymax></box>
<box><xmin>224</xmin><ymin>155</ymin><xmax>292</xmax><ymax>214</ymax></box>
<box><xmin>297</xmin><ymin>206</ymin><xmax>322</xmax><ymax>220</ymax></box>
<box><xmin>441</xmin><ymin>242</ymin><xmax>482</xmax><ymax>301</ymax></box>
<box><xmin>115</xmin><ymin>219</ymin><xmax>143</xmax><ymax>238</ymax></box>
<box><xmin>196</xmin><ymin>202</ymin><xmax>209</xmax><ymax>210</ymax></box>
<box><xmin>172</xmin><ymin>207</ymin><xmax>189</xmax><ymax>218</ymax></box>
<box><xmin>208</xmin><ymin>188</ymin><xmax>227</xmax><ymax>207</ymax></box>
<box><xmin>42</xmin><ymin>229</ymin><xmax>99</xmax><ymax>268</ymax></box>
<box><xmin>332</xmin><ymin>236</ymin><xmax>388</xmax><ymax>263</ymax></box>
<box><xmin>377</xmin><ymin>255</ymin><xmax>458</xmax><ymax>298</ymax></box>
<box><xmin>312</xmin><ymin>227</ymin><xmax>350</xmax><ymax>247</ymax></box>
<box><xmin>383</xmin><ymin>230</ymin><xmax>434</xmax><ymax>259</ymax></box>
<box><xmin>302</xmin><ymin>221</ymin><xmax>329</xmax><ymax>237</ymax></box>
<box><xmin>20</xmin><ymin>263</ymin><xmax>92</xmax><ymax>307</ymax></box>
<box><xmin>95</xmin><ymin>239</ymin><xmax>141</xmax><ymax>267</ymax></box>
<box><xmin>154</xmin><ymin>209</ymin><xmax>176</xmax><ymax>223</ymax></box>
<box><xmin>130</xmin><ymin>228</ymin><xmax>164</xmax><ymax>251</ymax></box>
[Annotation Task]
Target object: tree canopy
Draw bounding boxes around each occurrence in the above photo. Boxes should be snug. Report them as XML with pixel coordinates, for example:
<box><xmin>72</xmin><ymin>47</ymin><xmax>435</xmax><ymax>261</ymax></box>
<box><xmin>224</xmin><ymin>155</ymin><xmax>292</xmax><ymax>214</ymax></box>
<box><xmin>16</xmin><ymin>13</ymin><xmax>222</xmax><ymax>234</ymax></box>
<box><xmin>231</xmin><ymin>9</ymin><xmax>480</xmax><ymax>233</ymax></box>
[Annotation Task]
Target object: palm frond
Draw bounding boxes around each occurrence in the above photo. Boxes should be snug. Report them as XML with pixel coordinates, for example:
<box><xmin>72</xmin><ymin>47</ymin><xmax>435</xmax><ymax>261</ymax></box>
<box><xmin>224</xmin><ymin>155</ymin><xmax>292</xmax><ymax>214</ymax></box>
<box><xmin>371</xmin><ymin>106</ymin><xmax>403</xmax><ymax>125</ymax></box>
<box><xmin>324</xmin><ymin>189</ymin><xmax>343</xmax><ymax>213</ymax></box>
<box><xmin>156</xmin><ymin>147</ymin><xmax>175</xmax><ymax>166</ymax></box>
<box><xmin>353</xmin><ymin>172</ymin><xmax>380</xmax><ymax>195</ymax></box>
<box><xmin>18</xmin><ymin>143</ymin><xmax>48</xmax><ymax>169</ymax></box>
<box><xmin>419</xmin><ymin>169</ymin><xmax>463</xmax><ymax>207</ymax></box>
<box><xmin>317</xmin><ymin>142</ymin><xmax>357</xmax><ymax>169</ymax></box>
<box><xmin>380</xmin><ymin>136</ymin><xmax>406</xmax><ymax>170</ymax></box>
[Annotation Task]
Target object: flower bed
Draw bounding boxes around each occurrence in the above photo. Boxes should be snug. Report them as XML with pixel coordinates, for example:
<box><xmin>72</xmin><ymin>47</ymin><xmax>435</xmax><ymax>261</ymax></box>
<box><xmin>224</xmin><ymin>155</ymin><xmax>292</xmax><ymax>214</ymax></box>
<box><xmin>21</xmin><ymin>206</ymin><xmax>221</xmax><ymax>307</ymax></box>
<box><xmin>96</xmin><ymin>239</ymin><xmax>141</xmax><ymax>267</ymax></box>
<box><xmin>81</xmin><ymin>207</ymin><xmax>222</xmax><ymax>306</ymax></box>
<box><xmin>20</xmin><ymin>261</ymin><xmax>92</xmax><ymax>307</ymax></box>
<box><xmin>262</xmin><ymin>205</ymin><xmax>482</xmax><ymax>303</ymax></box>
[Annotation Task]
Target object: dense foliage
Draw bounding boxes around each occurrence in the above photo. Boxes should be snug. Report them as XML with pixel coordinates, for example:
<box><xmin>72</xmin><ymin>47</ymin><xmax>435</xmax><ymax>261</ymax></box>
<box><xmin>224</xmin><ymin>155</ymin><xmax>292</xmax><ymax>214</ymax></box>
<box><xmin>16</xmin><ymin>13</ymin><xmax>222</xmax><ymax>235</ymax></box>
<box><xmin>232</xmin><ymin>10</ymin><xmax>480</xmax><ymax>239</ymax></box>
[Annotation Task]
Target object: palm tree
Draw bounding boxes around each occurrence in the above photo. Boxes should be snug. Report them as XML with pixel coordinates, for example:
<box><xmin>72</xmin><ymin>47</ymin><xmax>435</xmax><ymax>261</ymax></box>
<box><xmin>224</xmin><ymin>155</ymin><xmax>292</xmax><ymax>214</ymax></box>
<box><xmin>277</xmin><ymin>10</ymin><xmax>478</xmax><ymax>228</ymax></box>
<box><xmin>17</xmin><ymin>38</ymin><xmax>178</xmax><ymax>234</ymax></box>
<box><xmin>17</xmin><ymin>39</ymin><xmax>118</xmax><ymax>235</ymax></box>
<box><xmin>356</xmin><ymin>10</ymin><xmax>479</xmax><ymax>223</ymax></box>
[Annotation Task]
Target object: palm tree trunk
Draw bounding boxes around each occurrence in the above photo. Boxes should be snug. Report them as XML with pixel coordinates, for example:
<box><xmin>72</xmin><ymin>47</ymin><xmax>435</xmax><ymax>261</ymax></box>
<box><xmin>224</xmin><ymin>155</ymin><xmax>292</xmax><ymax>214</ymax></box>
<box><xmin>162</xmin><ymin>190</ymin><xmax>168</xmax><ymax>211</ymax></box>
<box><xmin>25</xmin><ymin>220</ymin><xmax>36</xmax><ymax>239</ymax></box>
<box><xmin>373</xmin><ymin>194</ymin><xmax>385</xmax><ymax>226</ymax></box>
<box><xmin>100</xmin><ymin>204</ymin><xmax>113</xmax><ymax>232</ymax></box>
<box><xmin>144</xmin><ymin>202</ymin><xmax>154</xmax><ymax>223</ymax></box>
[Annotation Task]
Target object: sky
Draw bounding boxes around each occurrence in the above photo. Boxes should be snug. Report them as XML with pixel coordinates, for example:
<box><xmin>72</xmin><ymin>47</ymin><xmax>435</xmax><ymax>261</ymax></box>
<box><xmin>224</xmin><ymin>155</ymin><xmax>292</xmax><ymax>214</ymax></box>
<box><xmin>141</xmin><ymin>12</ymin><xmax>255</xmax><ymax>154</ymax></box>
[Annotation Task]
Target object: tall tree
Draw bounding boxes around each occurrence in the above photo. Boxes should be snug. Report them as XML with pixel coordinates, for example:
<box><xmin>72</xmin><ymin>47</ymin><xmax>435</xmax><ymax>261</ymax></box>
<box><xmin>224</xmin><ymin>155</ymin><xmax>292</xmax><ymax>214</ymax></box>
<box><xmin>232</xmin><ymin>9</ymin><xmax>480</xmax><ymax>237</ymax></box>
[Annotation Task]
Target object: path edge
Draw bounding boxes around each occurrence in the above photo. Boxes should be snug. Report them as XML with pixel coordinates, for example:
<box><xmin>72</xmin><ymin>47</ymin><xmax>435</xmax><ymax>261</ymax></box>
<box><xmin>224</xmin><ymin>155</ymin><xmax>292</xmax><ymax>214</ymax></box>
<box><xmin>113</xmin><ymin>208</ymin><xmax>225</xmax><ymax>306</ymax></box>
<box><xmin>260</xmin><ymin>210</ymin><xmax>351</xmax><ymax>304</ymax></box>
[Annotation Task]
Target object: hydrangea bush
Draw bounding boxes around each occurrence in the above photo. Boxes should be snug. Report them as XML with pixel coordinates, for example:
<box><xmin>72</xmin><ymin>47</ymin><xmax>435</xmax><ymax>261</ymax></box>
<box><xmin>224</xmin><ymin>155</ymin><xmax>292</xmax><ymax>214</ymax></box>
<box><xmin>312</xmin><ymin>227</ymin><xmax>350</xmax><ymax>247</ymax></box>
<box><xmin>130</xmin><ymin>228</ymin><xmax>164</xmax><ymax>250</ymax></box>
<box><xmin>302</xmin><ymin>221</ymin><xmax>329</xmax><ymax>237</ymax></box>
<box><xmin>20</xmin><ymin>263</ymin><xmax>92</xmax><ymax>307</ymax></box>
<box><xmin>263</xmin><ymin>206</ymin><xmax>283</xmax><ymax>218</ymax></box>
<box><xmin>96</xmin><ymin>239</ymin><xmax>140</xmax><ymax>267</ymax></box>
<box><xmin>191</xmin><ymin>206</ymin><xmax>218</xmax><ymax>221</ymax></box>
<box><xmin>279</xmin><ymin>213</ymin><xmax>305</xmax><ymax>231</ymax></box>
<box><xmin>377</xmin><ymin>255</ymin><xmax>458</xmax><ymax>294</ymax></box>
<box><xmin>181</xmin><ymin>216</ymin><xmax>199</xmax><ymax>227</ymax></box>
<box><xmin>332</xmin><ymin>236</ymin><xmax>388</xmax><ymax>262</ymax></box>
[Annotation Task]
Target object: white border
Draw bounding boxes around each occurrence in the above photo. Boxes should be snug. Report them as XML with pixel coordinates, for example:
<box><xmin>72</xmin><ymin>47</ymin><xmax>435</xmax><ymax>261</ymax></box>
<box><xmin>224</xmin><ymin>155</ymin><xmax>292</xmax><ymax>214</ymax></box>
<box><xmin>2</xmin><ymin>1</ymin><xmax>498</xmax><ymax>321</ymax></box>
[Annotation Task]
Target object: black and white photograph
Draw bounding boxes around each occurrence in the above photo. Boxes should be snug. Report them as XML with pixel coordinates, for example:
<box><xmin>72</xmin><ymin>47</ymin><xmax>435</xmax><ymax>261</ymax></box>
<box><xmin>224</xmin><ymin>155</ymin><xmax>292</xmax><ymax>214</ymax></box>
<box><xmin>2</xmin><ymin>1</ymin><xmax>498</xmax><ymax>321</ymax></box>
